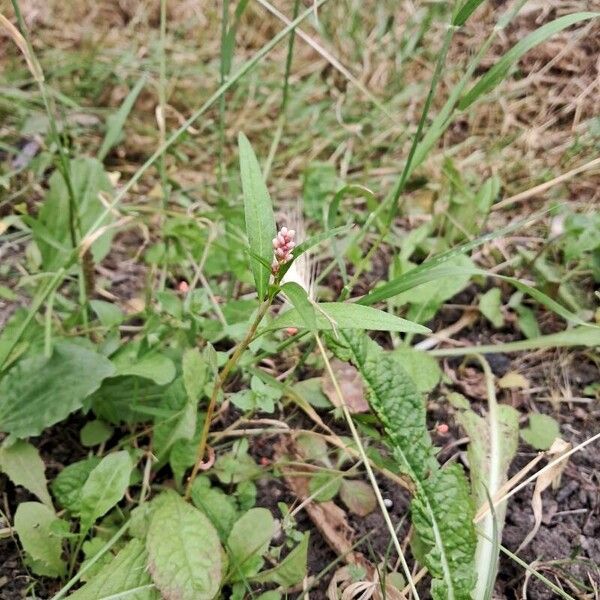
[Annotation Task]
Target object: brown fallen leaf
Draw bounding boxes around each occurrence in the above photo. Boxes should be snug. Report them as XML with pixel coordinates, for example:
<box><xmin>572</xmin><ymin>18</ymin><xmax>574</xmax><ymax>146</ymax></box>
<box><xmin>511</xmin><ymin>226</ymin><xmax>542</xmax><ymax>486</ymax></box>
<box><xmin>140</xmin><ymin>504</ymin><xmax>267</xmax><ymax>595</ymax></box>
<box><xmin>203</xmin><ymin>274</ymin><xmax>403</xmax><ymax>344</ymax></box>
<box><xmin>322</xmin><ymin>359</ymin><xmax>369</xmax><ymax>413</ymax></box>
<box><xmin>516</xmin><ymin>437</ymin><xmax>571</xmax><ymax>553</ymax></box>
<box><xmin>445</xmin><ymin>363</ymin><xmax>488</xmax><ymax>400</ymax></box>
<box><xmin>275</xmin><ymin>437</ymin><xmax>365</xmax><ymax>566</ymax></box>
<box><xmin>327</xmin><ymin>564</ymin><xmax>407</xmax><ymax>600</ymax></box>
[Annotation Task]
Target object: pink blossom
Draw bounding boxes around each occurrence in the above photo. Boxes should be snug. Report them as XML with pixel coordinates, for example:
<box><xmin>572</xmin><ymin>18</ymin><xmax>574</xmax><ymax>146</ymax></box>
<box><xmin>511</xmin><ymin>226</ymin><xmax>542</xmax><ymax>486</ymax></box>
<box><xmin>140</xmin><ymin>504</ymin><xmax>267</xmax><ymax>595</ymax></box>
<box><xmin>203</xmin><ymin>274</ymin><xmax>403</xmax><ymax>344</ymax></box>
<box><xmin>271</xmin><ymin>226</ymin><xmax>295</xmax><ymax>274</ymax></box>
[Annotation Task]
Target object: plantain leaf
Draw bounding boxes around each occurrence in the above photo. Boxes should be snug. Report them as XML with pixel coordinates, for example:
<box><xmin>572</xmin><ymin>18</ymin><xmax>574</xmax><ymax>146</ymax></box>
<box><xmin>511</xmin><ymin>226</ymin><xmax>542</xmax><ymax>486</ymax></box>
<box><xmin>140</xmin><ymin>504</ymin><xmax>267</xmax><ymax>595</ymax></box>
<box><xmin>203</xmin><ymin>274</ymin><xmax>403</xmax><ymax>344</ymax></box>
<box><xmin>67</xmin><ymin>539</ymin><xmax>159</xmax><ymax>600</ymax></box>
<box><xmin>267</xmin><ymin>303</ymin><xmax>430</xmax><ymax>334</ymax></box>
<box><xmin>146</xmin><ymin>492</ymin><xmax>224</xmax><ymax>600</ymax></box>
<box><xmin>459</xmin><ymin>12</ymin><xmax>599</xmax><ymax>109</ymax></box>
<box><xmin>14</xmin><ymin>502</ymin><xmax>66</xmax><ymax>577</ymax></box>
<box><xmin>0</xmin><ymin>341</ymin><xmax>115</xmax><ymax>438</ymax></box>
<box><xmin>0</xmin><ymin>440</ymin><xmax>53</xmax><ymax>508</ymax></box>
<box><xmin>78</xmin><ymin>451</ymin><xmax>133</xmax><ymax>532</ymax></box>
<box><xmin>238</xmin><ymin>132</ymin><xmax>276</xmax><ymax>300</ymax></box>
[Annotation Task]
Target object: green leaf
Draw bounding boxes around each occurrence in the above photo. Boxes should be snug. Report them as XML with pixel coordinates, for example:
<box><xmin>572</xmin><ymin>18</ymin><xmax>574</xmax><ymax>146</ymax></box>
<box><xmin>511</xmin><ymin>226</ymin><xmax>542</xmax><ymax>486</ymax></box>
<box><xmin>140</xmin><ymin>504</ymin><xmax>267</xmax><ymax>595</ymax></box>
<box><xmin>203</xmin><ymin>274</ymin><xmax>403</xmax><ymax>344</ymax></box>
<box><xmin>214</xmin><ymin>439</ymin><xmax>261</xmax><ymax>485</ymax></box>
<box><xmin>339</xmin><ymin>480</ymin><xmax>377</xmax><ymax>516</ymax></box>
<box><xmin>67</xmin><ymin>539</ymin><xmax>160</xmax><ymax>600</ymax></box>
<box><xmin>97</xmin><ymin>75</ymin><xmax>147</xmax><ymax>162</ymax></box>
<box><xmin>182</xmin><ymin>347</ymin><xmax>207</xmax><ymax>403</ymax></box>
<box><xmin>89</xmin><ymin>376</ymin><xmax>166</xmax><ymax>425</ymax></box>
<box><xmin>516</xmin><ymin>305</ymin><xmax>540</xmax><ymax>339</ymax></box>
<box><xmin>34</xmin><ymin>157</ymin><xmax>115</xmax><ymax>270</ymax></box>
<box><xmin>80</xmin><ymin>420</ymin><xmax>114</xmax><ymax>447</ymax></box>
<box><xmin>479</xmin><ymin>288</ymin><xmax>504</xmax><ymax>328</ymax></box>
<box><xmin>78</xmin><ymin>451</ymin><xmax>133</xmax><ymax>531</ymax></box>
<box><xmin>89</xmin><ymin>300</ymin><xmax>124</xmax><ymax>328</ymax></box>
<box><xmin>238</xmin><ymin>132</ymin><xmax>276</xmax><ymax>300</ymax></box>
<box><xmin>390</xmin><ymin>347</ymin><xmax>441</xmax><ymax>393</ymax></box>
<box><xmin>14</xmin><ymin>502</ymin><xmax>66</xmax><ymax>577</ymax></box>
<box><xmin>227</xmin><ymin>508</ymin><xmax>276</xmax><ymax>581</ymax></box>
<box><xmin>0</xmin><ymin>440</ymin><xmax>53</xmax><ymax>508</ymax></box>
<box><xmin>281</xmin><ymin>282</ymin><xmax>317</xmax><ymax>330</ymax></box>
<box><xmin>112</xmin><ymin>349</ymin><xmax>176</xmax><ymax>386</ymax></box>
<box><xmin>253</xmin><ymin>532</ymin><xmax>310</xmax><ymax>587</ymax></box>
<box><xmin>51</xmin><ymin>457</ymin><xmax>101</xmax><ymax>513</ymax></box>
<box><xmin>521</xmin><ymin>413</ymin><xmax>560</xmax><ymax>450</ymax></box>
<box><xmin>291</xmin><ymin>378</ymin><xmax>332</xmax><ymax>408</ymax></box>
<box><xmin>459</xmin><ymin>12</ymin><xmax>599</xmax><ymax>109</ymax></box>
<box><xmin>450</xmin><ymin>390</ymin><xmax>519</xmax><ymax>599</ymax></box>
<box><xmin>152</xmin><ymin>379</ymin><xmax>197</xmax><ymax>463</ymax></box>
<box><xmin>327</xmin><ymin>331</ymin><xmax>477</xmax><ymax>599</ymax></box>
<box><xmin>410</xmin><ymin>465</ymin><xmax>477</xmax><ymax>600</ymax></box>
<box><xmin>0</xmin><ymin>341</ymin><xmax>115</xmax><ymax>438</ymax></box>
<box><xmin>146</xmin><ymin>492</ymin><xmax>224</xmax><ymax>600</ymax></box>
<box><xmin>453</xmin><ymin>0</ymin><xmax>486</xmax><ymax>26</ymax></box>
<box><xmin>191</xmin><ymin>480</ymin><xmax>238</xmax><ymax>540</ymax></box>
<box><xmin>267</xmin><ymin>302</ymin><xmax>430</xmax><ymax>334</ymax></box>
<box><xmin>308</xmin><ymin>472</ymin><xmax>341</xmax><ymax>502</ymax></box>
<box><xmin>327</xmin><ymin>330</ymin><xmax>437</xmax><ymax>480</ymax></box>
<box><xmin>360</xmin><ymin>264</ymin><xmax>591</xmax><ymax>327</ymax></box>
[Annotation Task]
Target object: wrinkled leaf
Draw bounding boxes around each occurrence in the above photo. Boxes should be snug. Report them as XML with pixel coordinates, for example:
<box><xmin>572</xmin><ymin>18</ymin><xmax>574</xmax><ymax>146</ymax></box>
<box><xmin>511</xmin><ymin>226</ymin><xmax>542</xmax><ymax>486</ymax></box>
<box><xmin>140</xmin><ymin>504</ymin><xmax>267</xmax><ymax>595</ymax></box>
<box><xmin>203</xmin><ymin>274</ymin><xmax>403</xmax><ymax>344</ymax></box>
<box><xmin>411</xmin><ymin>465</ymin><xmax>477</xmax><ymax>600</ymax></box>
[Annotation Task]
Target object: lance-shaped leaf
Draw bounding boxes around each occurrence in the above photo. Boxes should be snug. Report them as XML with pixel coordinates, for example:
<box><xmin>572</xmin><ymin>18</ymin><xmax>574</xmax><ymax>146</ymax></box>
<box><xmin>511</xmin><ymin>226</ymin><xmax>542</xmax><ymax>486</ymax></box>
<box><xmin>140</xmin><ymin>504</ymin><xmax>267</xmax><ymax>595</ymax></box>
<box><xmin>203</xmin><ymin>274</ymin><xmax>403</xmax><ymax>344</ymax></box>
<box><xmin>267</xmin><ymin>303</ymin><xmax>430</xmax><ymax>335</ymax></box>
<box><xmin>67</xmin><ymin>539</ymin><xmax>160</xmax><ymax>600</ymax></box>
<box><xmin>238</xmin><ymin>132</ymin><xmax>276</xmax><ymax>300</ymax></box>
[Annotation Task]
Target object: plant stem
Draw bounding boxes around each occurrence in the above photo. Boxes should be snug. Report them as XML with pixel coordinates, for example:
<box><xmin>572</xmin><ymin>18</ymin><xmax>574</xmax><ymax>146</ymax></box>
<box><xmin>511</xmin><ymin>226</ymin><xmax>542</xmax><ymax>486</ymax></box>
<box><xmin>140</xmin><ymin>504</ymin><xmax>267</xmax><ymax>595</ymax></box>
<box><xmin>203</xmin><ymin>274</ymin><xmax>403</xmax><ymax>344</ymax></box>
<box><xmin>184</xmin><ymin>297</ymin><xmax>272</xmax><ymax>500</ymax></box>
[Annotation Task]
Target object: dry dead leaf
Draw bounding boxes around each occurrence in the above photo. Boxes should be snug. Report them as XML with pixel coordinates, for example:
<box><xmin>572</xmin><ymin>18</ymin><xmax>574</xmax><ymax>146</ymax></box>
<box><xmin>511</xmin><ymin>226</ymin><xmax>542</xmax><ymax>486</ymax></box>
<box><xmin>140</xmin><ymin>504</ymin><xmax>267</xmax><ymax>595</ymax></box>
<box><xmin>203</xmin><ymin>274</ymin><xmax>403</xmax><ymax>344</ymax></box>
<box><xmin>516</xmin><ymin>437</ymin><xmax>572</xmax><ymax>552</ymax></box>
<box><xmin>445</xmin><ymin>363</ymin><xmax>488</xmax><ymax>400</ymax></box>
<box><xmin>322</xmin><ymin>359</ymin><xmax>369</xmax><ymax>413</ymax></box>
<box><xmin>327</xmin><ymin>564</ymin><xmax>407</xmax><ymax>600</ymax></box>
<box><xmin>275</xmin><ymin>437</ymin><xmax>365</xmax><ymax>565</ymax></box>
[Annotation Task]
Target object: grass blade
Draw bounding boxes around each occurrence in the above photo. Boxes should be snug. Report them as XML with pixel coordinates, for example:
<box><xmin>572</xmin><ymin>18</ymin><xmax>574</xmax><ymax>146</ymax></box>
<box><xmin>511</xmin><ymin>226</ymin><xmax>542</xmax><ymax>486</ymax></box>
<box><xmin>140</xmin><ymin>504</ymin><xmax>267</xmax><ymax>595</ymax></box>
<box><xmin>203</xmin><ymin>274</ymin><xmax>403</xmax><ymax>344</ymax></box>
<box><xmin>459</xmin><ymin>12</ymin><xmax>599</xmax><ymax>109</ymax></box>
<box><xmin>97</xmin><ymin>75</ymin><xmax>147</xmax><ymax>162</ymax></box>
